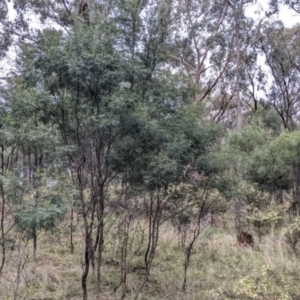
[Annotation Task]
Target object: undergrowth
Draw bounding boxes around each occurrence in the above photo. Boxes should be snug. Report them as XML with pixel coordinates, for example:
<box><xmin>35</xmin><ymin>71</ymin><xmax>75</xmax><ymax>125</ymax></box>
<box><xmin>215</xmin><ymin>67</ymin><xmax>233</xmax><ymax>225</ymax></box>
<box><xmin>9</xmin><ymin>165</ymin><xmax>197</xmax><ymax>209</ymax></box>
<box><xmin>1</xmin><ymin>217</ymin><xmax>300</xmax><ymax>299</ymax></box>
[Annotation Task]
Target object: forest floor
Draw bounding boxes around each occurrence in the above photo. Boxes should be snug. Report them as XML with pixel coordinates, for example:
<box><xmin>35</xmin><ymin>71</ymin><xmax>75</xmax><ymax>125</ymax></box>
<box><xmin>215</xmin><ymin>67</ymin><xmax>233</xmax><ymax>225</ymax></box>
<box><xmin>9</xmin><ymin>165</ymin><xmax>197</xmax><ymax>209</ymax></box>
<box><xmin>1</xmin><ymin>216</ymin><xmax>300</xmax><ymax>300</ymax></box>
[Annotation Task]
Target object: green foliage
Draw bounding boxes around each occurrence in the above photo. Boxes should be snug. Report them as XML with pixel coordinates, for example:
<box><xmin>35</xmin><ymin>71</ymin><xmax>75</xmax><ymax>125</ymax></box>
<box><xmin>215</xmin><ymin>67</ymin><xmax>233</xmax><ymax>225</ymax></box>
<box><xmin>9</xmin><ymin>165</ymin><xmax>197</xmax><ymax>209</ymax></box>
<box><xmin>247</xmin><ymin>206</ymin><xmax>284</xmax><ymax>238</ymax></box>
<box><xmin>14</xmin><ymin>194</ymin><xmax>66</xmax><ymax>238</ymax></box>
<box><xmin>284</xmin><ymin>217</ymin><xmax>300</xmax><ymax>250</ymax></box>
<box><xmin>110</xmin><ymin>95</ymin><xmax>221</xmax><ymax>190</ymax></box>
<box><xmin>234</xmin><ymin>265</ymin><xmax>297</xmax><ymax>300</ymax></box>
<box><xmin>229</xmin><ymin>125</ymin><xmax>269</xmax><ymax>155</ymax></box>
<box><xmin>248</xmin><ymin>131</ymin><xmax>300</xmax><ymax>192</ymax></box>
<box><xmin>2</xmin><ymin>2</ymin><xmax>300</xmax><ymax>299</ymax></box>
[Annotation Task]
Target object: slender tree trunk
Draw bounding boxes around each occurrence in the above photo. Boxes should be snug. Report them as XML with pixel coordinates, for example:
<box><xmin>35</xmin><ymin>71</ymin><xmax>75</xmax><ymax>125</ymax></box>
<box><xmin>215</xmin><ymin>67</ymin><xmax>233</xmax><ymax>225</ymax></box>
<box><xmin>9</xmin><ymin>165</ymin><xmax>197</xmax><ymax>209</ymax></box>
<box><xmin>0</xmin><ymin>182</ymin><xmax>6</xmax><ymax>274</ymax></box>
<box><xmin>33</xmin><ymin>149</ymin><xmax>39</xmax><ymax>258</ymax></box>
<box><xmin>182</xmin><ymin>247</ymin><xmax>192</xmax><ymax>292</ymax></box>
<box><xmin>120</xmin><ymin>216</ymin><xmax>130</xmax><ymax>299</ymax></box>
<box><xmin>13</xmin><ymin>244</ymin><xmax>22</xmax><ymax>300</ymax></box>
<box><xmin>33</xmin><ymin>227</ymin><xmax>37</xmax><ymax>257</ymax></box>
<box><xmin>134</xmin><ymin>192</ymin><xmax>162</xmax><ymax>300</ymax></box>
<box><xmin>79</xmin><ymin>193</ymin><xmax>92</xmax><ymax>300</ymax></box>
<box><xmin>82</xmin><ymin>227</ymin><xmax>90</xmax><ymax>300</ymax></box>
<box><xmin>235</xmin><ymin>12</ymin><xmax>242</xmax><ymax>133</ymax></box>
<box><xmin>70</xmin><ymin>208</ymin><xmax>74</xmax><ymax>253</ymax></box>
<box><xmin>181</xmin><ymin>217</ymin><xmax>202</xmax><ymax>291</ymax></box>
<box><xmin>292</xmin><ymin>166</ymin><xmax>300</xmax><ymax>213</ymax></box>
<box><xmin>78</xmin><ymin>171</ymin><xmax>90</xmax><ymax>300</ymax></box>
<box><xmin>96</xmin><ymin>219</ymin><xmax>104</xmax><ymax>293</ymax></box>
<box><xmin>0</xmin><ymin>144</ymin><xmax>5</xmax><ymax>273</ymax></box>
<box><xmin>96</xmin><ymin>186</ymin><xmax>105</xmax><ymax>294</ymax></box>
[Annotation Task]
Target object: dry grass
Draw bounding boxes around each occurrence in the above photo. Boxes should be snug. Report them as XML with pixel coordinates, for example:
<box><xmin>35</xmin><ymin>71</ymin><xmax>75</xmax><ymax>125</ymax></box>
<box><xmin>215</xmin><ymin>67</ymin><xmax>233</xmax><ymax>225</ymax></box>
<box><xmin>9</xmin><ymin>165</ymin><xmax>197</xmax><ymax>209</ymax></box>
<box><xmin>1</xmin><ymin>217</ymin><xmax>300</xmax><ymax>299</ymax></box>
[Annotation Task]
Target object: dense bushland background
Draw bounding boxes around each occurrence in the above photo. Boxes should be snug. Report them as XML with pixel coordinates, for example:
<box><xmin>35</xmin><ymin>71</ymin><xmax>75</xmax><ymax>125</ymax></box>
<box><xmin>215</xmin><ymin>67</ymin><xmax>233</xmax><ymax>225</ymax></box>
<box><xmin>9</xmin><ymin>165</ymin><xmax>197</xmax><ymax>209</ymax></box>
<box><xmin>1</xmin><ymin>1</ymin><xmax>300</xmax><ymax>299</ymax></box>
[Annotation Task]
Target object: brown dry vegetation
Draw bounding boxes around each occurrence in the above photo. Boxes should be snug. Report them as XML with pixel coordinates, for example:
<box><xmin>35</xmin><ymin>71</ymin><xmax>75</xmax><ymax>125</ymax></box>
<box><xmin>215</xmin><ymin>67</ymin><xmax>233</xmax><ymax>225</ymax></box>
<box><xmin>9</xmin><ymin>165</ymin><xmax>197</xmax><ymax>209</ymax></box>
<box><xmin>1</xmin><ymin>214</ymin><xmax>300</xmax><ymax>300</ymax></box>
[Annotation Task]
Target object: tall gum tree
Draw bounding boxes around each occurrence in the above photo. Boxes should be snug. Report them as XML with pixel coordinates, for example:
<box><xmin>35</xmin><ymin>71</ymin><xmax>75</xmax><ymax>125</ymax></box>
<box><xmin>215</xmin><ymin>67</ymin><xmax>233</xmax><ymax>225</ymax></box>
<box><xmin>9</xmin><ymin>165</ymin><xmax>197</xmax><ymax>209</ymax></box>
<box><xmin>0</xmin><ymin>0</ymin><xmax>10</xmax><ymax>61</ymax></box>
<box><xmin>224</xmin><ymin>0</ymin><xmax>256</xmax><ymax>133</ymax></box>
<box><xmin>169</xmin><ymin>0</ymin><xmax>234</xmax><ymax>104</ymax></box>
<box><xmin>259</xmin><ymin>22</ymin><xmax>300</xmax><ymax>130</ymax></box>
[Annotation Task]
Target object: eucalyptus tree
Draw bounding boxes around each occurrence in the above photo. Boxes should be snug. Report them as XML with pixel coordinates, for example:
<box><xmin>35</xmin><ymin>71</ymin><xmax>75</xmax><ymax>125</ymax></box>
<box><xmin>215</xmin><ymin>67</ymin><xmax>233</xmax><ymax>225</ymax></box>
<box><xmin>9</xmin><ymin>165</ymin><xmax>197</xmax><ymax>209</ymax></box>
<box><xmin>222</xmin><ymin>0</ymin><xmax>258</xmax><ymax>133</ymax></box>
<box><xmin>268</xmin><ymin>0</ymin><xmax>300</xmax><ymax>14</ymax></box>
<box><xmin>0</xmin><ymin>0</ymin><xmax>10</xmax><ymax>61</ymax></box>
<box><xmin>259</xmin><ymin>22</ymin><xmax>300</xmax><ymax>130</ymax></box>
<box><xmin>168</xmin><ymin>0</ymin><xmax>259</xmax><ymax>132</ymax></box>
<box><xmin>169</xmin><ymin>0</ymin><xmax>234</xmax><ymax>104</ymax></box>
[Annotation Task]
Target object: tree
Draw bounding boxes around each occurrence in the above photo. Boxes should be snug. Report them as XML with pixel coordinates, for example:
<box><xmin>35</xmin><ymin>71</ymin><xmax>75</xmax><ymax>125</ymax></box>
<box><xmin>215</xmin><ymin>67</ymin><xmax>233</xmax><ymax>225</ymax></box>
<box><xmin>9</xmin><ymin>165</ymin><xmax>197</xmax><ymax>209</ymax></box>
<box><xmin>169</xmin><ymin>0</ymin><xmax>234</xmax><ymax>104</ymax></box>
<box><xmin>259</xmin><ymin>22</ymin><xmax>300</xmax><ymax>130</ymax></box>
<box><xmin>224</xmin><ymin>0</ymin><xmax>258</xmax><ymax>132</ymax></box>
<box><xmin>248</xmin><ymin>131</ymin><xmax>300</xmax><ymax>205</ymax></box>
<box><xmin>268</xmin><ymin>0</ymin><xmax>300</xmax><ymax>15</ymax></box>
<box><xmin>0</xmin><ymin>0</ymin><xmax>11</xmax><ymax>61</ymax></box>
<box><xmin>11</xmin><ymin>5</ymin><xmax>198</xmax><ymax>297</ymax></box>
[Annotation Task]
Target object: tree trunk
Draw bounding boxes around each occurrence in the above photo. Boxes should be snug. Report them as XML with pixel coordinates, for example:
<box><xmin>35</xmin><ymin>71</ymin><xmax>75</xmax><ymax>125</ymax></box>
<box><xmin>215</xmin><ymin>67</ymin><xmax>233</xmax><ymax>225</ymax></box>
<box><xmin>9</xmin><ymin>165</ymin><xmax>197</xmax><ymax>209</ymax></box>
<box><xmin>0</xmin><ymin>182</ymin><xmax>6</xmax><ymax>274</ymax></box>
<box><xmin>235</xmin><ymin>11</ymin><xmax>242</xmax><ymax>133</ymax></box>
<box><xmin>82</xmin><ymin>231</ymin><xmax>90</xmax><ymax>300</ymax></box>
<box><xmin>120</xmin><ymin>216</ymin><xmax>130</xmax><ymax>299</ymax></box>
<box><xmin>182</xmin><ymin>247</ymin><xmax>192</xmax><ymax>292</ymax></box>
<box><xmin>96</xmin><ymin>186</ymin><xmax>105</xmax><ymax>294</ymax></box>
<box><xmin>70</xmin><ymin>208</ymin><xmax>74</xmax><ymax>253</ymax></box>
<box><xmin>82</xmin><ymin>202</ymin><xmax>91</xmax><ymax>300</ymax></box>
<box><xmin>134</xmin><ymin>192</ymin><xmax>162</xmax><ymax>300</ymax></box>
<box><xmin>33</xmin><ymin>227</ymin><xmax>37</xmax><ymax>257</ymax></box>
